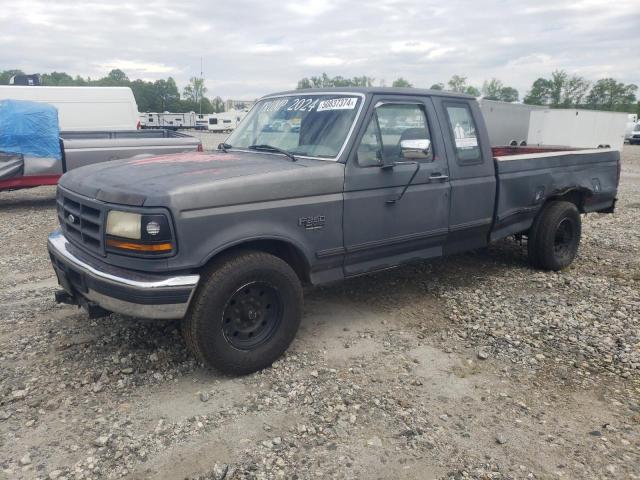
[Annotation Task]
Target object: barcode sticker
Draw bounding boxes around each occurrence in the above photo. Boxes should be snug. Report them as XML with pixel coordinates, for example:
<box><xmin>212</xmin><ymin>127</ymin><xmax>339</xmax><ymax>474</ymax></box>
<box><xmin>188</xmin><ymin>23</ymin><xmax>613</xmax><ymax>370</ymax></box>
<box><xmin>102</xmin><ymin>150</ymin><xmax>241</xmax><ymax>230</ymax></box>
<box><xmin>317</xmin><ymin>97</ymin><xmax>358</xmax><ymax>111</ymax></box>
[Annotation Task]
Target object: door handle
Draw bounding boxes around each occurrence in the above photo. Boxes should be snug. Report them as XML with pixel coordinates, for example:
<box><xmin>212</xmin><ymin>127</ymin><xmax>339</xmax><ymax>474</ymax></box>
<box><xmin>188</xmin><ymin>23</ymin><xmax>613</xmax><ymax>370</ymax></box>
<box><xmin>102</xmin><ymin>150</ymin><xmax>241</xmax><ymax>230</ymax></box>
<box><xmin>429</xmin><ymin>173</ymin><xmax>449</xmax><ymax>182</ymax></box>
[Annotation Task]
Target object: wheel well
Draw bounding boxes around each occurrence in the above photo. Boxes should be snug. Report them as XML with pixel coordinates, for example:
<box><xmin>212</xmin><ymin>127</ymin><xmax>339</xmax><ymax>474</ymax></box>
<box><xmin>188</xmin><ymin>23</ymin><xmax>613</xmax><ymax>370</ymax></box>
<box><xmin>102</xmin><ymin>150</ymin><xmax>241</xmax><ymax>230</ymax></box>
<box><xmin>547</xmin><ymin>188</ymin><xmax>589</xmax><ymax>213</ymax></box>
<box><xmin>206</xmin><ymin>239</ymin><xmax>311</xmax><ymax>284</ymax></box>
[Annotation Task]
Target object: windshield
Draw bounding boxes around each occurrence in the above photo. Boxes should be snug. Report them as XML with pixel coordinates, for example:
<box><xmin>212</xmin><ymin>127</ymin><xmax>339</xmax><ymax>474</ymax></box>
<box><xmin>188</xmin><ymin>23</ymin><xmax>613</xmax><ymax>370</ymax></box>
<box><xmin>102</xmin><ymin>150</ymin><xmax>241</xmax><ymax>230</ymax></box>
<box><xmin>635</xmin><ymin>124</ymin><xmax>640</xmax><ymax>132</ymax></box>
<box><xmin>226</xmin><ymin>94</ymin><xmax>363</xmax><ymax>159</ymax></box>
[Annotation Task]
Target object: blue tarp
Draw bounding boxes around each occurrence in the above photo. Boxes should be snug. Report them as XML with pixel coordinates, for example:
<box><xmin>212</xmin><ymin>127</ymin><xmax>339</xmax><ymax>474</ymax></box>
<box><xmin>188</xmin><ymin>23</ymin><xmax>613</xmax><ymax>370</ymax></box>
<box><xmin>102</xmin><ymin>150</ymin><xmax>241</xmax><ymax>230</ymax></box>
<box><xmin>0</xmin><ymin>99</ymin><xmax>61</xmax><ymax>159</ymax></box>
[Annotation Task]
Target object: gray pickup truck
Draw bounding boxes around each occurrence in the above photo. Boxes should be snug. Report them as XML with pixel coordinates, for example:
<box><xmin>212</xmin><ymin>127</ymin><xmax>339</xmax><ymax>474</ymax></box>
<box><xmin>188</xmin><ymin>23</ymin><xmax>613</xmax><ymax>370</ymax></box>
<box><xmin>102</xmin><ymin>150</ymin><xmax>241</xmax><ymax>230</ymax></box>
<box><xmin>48</xmin><ymin>88</ymin><xmax>620</xmax><ymax>374</ymax></box>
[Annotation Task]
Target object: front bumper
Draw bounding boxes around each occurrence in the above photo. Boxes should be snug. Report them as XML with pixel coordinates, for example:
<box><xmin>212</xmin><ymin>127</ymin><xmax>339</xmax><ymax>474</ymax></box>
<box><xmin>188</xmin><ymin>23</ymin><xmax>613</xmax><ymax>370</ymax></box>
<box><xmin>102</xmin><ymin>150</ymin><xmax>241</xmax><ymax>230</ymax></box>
<box><xmin>48</xmin><ymin>230</ymin><xmax>199</xmax><ymax>319</ymax></box>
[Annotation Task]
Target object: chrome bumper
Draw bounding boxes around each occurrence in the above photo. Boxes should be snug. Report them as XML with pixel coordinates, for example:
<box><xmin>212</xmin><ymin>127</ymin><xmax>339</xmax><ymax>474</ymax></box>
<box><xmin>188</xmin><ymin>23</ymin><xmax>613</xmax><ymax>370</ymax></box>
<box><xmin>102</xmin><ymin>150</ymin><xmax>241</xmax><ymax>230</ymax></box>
<box><xmin>47</xmin><ymin>230</ymin><xmax>199</xmax><ymax>319</ymax></box>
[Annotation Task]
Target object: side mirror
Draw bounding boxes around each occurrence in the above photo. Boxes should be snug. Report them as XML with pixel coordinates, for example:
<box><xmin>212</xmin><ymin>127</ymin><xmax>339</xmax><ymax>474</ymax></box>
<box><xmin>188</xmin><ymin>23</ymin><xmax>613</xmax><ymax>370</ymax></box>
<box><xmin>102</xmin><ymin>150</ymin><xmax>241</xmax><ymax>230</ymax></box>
<box><xmin>400</xmin><ymin>138</ymin><xmax>431</xmax><ymax>159</ymax></box>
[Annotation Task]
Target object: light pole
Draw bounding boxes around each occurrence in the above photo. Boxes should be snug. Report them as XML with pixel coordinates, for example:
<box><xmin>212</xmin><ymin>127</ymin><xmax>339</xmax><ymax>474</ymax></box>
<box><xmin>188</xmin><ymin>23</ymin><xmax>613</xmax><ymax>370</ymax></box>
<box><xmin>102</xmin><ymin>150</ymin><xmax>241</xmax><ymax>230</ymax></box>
<box><xmin>199</xmin><ymin>56</ymin><xmax>203</xmax><ymax>115</ymax></box>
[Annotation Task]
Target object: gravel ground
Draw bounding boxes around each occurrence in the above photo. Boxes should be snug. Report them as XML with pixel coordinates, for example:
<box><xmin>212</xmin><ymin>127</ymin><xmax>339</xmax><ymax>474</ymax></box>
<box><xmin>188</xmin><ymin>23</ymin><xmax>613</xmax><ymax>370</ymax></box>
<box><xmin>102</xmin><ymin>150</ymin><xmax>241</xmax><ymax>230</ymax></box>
<box><xmin>0</xmin><ymin>144</ymin><xmax>639</xmax><ymax>480</ymax></box>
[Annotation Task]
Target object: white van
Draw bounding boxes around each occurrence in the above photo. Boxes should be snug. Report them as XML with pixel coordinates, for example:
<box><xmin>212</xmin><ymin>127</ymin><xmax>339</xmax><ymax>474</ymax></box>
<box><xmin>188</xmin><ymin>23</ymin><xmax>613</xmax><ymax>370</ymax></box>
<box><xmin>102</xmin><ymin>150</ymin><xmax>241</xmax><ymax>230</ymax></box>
<box><xmin>0</xmin><ymin>86</ymin><xmax>139</xmax><ymax>131</ymax></box>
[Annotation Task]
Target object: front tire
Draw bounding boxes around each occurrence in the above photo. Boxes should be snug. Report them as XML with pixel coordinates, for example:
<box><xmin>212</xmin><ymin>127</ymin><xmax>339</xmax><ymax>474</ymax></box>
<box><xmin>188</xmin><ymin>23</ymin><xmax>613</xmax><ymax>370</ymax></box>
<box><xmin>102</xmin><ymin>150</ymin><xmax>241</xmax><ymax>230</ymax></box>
<box><xmin>527</xmin><ymin>201</ymin><xmax>582</xmax><ymax>271</ymax></box>
<box><xmin>183</xmin><ymin>251</ymin><xmax>303</xmax><ymax>375</ymax></box>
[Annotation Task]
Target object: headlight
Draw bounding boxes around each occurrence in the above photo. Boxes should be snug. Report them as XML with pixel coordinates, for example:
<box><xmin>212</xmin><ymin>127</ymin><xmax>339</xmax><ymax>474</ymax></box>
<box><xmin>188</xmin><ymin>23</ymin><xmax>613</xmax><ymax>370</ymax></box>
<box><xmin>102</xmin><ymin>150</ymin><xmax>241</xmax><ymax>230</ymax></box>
<box><xmin>105</xmin><ymin>210</ymin><xmax>174</xmax><ymax>255</ymax></box>
<box><xmin>106</xmin><ymin>211</ymin><xmax>141</xmax><ymax>239</ymax></box>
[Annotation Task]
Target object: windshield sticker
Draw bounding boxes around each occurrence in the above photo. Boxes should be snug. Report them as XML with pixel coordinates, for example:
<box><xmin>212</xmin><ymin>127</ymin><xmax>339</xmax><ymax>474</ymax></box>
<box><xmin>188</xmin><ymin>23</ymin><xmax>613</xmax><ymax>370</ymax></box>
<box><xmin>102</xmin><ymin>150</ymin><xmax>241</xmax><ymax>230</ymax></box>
<box><xmin>453</xmin><ymin>123</ymin><xmax>478</xmax><ymax>149</ymax></box>
<box><xmin>317</xmin><ymin>97</ymin><xmax>359</xmax><ymax>112</ymax></box>
<box><xmin>455</xmin><ymin>137</ymin><xmax>478</xmax><ymax>148</ymax></box>
<box><xmin>260</xmin><ymin>98</ymin><xmax>289</xmax><ymax>112</ymax></box>
<box><xmin>287</xmin><ymin>98</ymin><xmax>319</xmax><ymax>112</ymax></box>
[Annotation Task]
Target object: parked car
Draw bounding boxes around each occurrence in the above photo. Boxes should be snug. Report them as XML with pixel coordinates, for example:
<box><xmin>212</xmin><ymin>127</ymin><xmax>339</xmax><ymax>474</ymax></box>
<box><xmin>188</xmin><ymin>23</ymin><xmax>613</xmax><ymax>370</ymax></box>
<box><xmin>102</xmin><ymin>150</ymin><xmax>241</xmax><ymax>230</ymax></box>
<box><xmin>48</xmin><ymin>88</ymin><xmax>620</xmax><ymax>375</ymax></box>
<box><xmin>0</xmin><ymin>85</ymin><xmax>139</xmax><ymax>131</ymax></box>
<box><xmin>0</xmin><ymin>100</ymin><xmax>202</xmax><ymax>192</ymax></box>
<box><xmin>626</xmin><ymin>122</ymin><xmax>640</xmax><ymax>144</ymax></box>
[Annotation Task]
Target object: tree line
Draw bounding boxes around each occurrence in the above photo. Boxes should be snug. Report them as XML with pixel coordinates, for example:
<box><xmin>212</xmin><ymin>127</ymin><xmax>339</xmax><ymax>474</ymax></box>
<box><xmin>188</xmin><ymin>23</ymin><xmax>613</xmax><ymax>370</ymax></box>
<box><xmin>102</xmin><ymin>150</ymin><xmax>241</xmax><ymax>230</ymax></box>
<box><xmin>0</xmin><ymin>69</ymin><xmax>226</xmax><ymax>114</ymax></box>
<box><xmin>2</xmin><ymin>68</ymin><xmax>637</xmax><ymax>115</ymax></box>
<box><xmin>297</xmin><ymin>71</ymin><xmax>639</xmax><ymax>113</ymax></box>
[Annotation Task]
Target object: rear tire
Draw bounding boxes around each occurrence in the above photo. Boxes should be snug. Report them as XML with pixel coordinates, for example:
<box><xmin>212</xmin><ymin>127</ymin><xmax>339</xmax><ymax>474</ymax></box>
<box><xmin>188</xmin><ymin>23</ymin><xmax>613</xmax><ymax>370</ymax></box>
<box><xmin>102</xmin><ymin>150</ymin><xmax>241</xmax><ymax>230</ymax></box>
<box><xmin>527</xmin><ymin>201</ymin><xmax>581</xmax><ymax>271</ymax></box>
<box><xmin>183</xmin><ymin>251</ymin><xmax>303</xmax><ymax>375</ymax></box>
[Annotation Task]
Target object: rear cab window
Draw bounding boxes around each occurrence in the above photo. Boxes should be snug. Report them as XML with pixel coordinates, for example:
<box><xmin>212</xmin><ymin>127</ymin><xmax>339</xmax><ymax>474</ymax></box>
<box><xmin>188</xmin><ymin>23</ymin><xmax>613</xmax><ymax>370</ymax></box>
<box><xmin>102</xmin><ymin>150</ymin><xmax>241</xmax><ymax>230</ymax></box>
<box><xmin>444</xmin><ymin>102</ymin><xmax>482</xmax><ymax>165</ymax></box>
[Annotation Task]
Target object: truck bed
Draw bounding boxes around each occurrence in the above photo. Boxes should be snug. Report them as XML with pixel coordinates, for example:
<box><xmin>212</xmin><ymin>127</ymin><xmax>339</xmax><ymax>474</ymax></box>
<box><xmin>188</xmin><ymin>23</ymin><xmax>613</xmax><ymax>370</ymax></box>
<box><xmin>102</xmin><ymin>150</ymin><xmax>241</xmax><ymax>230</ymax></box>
<box><xmin>60</xmin><ymin>130</ymin><xmax>202</xmax><ymax>171</ymax></box>
<box><xmin>0</xmin><ymin>129</ymin><xmax>202</xmax><ymax>192</ymax></box>
<box><xmin>60</xmin><ymin>129</ymin><xmax>197</xmax><ymax>140</ymax></box>
<box><xmin>490</xmin><ymin>147</ymin><xmax>619</xmax><ymax>241</ymax></box>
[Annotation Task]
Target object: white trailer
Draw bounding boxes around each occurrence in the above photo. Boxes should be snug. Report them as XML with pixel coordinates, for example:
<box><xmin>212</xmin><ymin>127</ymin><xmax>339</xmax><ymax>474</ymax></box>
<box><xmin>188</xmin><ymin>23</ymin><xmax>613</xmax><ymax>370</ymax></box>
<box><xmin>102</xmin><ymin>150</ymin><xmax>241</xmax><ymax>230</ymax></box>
<box><xmin>527</xmin><ymin>109</ymin><xmax>628</xmax><ymax>151</ymax></box>
<box><xmin>140</xmin><ymin>112</ymin><xmax>187</xmax><ymax>130</ymax></box>
<box><xmin>207</xmin><ymin>110</ymin><xmax>246</xmax><ymax>132</ymax></box>
<box><xmin>0</xmin><ymin>86</ymin><xmax>139</xmax><ymax>131</ymax></box>
<box><xmin>478</xmin><ymin>99</ymin><xmax>544</xmax><ymax>146</ymax></box>
<box><xmin>194</xmin><ymin>113</ymin><xmax>211</xmax><ymax>130</ymax></box>
<box><xmin>140</xmin><ymin>112</ymin><xmax>213</xmax><ymax>130</ymax></box>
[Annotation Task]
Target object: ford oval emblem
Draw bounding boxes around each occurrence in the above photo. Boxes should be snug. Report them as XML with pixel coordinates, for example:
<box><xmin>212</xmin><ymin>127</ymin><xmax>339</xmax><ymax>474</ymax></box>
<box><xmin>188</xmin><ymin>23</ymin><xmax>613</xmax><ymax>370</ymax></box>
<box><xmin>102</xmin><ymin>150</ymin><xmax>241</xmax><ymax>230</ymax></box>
<box><xmin>67</xmin><ymin>214</ymin><xmax>76</xmax><ymax>224</ymax></box>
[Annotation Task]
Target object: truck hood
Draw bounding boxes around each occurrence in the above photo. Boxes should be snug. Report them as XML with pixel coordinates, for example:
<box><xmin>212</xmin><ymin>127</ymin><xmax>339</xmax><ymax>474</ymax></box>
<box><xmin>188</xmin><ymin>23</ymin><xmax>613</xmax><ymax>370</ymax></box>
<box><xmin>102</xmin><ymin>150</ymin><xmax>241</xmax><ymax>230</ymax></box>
<box><xmin>60</xmin><ymin>150</ymin><xmax>345</xmax><ymax>209</ymax></box>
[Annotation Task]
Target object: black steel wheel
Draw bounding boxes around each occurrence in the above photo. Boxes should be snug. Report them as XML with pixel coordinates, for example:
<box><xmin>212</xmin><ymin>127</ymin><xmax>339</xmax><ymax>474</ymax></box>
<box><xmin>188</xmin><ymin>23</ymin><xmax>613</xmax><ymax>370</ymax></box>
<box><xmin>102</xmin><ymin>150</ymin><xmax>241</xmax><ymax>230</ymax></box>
<box><xmin>182</xmin><ymin>250</ymin><xmax>303</xmax><ymax>375</ymax></box>
<box><xmin>222</xmin><ymin>282</ymin><xmax>283</xmax><ymax>350</ymax></box>
<box><xmin>528</xmin><ymin>201</ymin><xmax>581</xmax><ymax>271</ymax></box>
<box><xmin>553</xmin><ymin>218</ymin><xmax>575</xmax><ymax>260</ymax></box>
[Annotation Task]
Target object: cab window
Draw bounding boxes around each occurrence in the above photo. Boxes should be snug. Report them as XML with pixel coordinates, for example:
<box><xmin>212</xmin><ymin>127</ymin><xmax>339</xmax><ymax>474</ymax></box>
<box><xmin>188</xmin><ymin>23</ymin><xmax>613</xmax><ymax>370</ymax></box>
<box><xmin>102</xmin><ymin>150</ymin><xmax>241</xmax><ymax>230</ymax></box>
<box><xmin>357</xmin><ymin>103</ymin><xmax>432</xmax><ymax>167</ymax></box>
<box><xmin>444</xmin><ymin>103</ymin><xmax>481</xmax><ymax>164</ymax></box>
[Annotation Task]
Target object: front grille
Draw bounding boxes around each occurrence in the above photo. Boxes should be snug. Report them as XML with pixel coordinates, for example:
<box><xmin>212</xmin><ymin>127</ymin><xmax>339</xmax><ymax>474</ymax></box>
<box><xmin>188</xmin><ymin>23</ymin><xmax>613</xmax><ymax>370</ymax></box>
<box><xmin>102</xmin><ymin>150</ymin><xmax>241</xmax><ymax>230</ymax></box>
<box><xmin>633</xmin><ymin>134</ymin><xmax>640</xmax><ymax>139</ymax></box>
<box><xmin>57</xmin><ymin>189</ymin><xmax>105</xmax><ymax>255</ymax></box>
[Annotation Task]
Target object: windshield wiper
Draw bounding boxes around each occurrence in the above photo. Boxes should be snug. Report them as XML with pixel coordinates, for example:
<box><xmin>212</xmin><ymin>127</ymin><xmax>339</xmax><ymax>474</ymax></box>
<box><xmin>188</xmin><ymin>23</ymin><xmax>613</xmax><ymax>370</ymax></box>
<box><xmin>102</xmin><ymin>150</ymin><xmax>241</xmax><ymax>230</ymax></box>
<box><xmin>247</xmin><ymin>144</ymin><xmax>297</xmax><ymax>162</ymax></box>
<box><xmin>218</xmin><ymin>142</ymin><xmax>232</xmax><ymax>152</ymax></box>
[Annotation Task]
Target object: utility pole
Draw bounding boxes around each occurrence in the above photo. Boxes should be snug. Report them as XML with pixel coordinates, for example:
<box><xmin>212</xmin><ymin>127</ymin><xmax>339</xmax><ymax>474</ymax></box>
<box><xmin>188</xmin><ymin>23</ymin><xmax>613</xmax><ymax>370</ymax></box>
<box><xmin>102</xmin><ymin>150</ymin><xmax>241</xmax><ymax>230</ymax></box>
<box><xmin>199</xmin><ymin>56</ymin><xmax>203</xmax><ymax>115</ymax></box>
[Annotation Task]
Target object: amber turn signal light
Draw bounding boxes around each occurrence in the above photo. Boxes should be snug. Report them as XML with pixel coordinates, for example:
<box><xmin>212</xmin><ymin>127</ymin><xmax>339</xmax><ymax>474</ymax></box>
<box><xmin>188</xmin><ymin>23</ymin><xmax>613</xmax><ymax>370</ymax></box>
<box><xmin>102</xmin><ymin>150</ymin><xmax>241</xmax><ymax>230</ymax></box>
<box><xmin>106</xmin><ymin>238</ymin><xmax>173</xmax><ymax>252</ymax></box>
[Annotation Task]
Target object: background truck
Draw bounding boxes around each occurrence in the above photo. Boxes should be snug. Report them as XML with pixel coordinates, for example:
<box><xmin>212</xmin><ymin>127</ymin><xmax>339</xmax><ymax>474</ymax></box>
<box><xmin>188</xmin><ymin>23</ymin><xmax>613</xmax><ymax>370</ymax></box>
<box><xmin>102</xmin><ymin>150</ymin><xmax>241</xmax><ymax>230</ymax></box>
<box><xmin>0</xmin><ymin>100</ymin><xmax>202</xmax><ymax>192</ymax></box>
<box><xmin>0</xmin><ymin>85</ymin><xmax>140</xmax><ymax>131</ymax></box>
<box><xmin>48</xmin><ymin>88</ymin><xmax>620</xmax><ymax>375</ymax></box>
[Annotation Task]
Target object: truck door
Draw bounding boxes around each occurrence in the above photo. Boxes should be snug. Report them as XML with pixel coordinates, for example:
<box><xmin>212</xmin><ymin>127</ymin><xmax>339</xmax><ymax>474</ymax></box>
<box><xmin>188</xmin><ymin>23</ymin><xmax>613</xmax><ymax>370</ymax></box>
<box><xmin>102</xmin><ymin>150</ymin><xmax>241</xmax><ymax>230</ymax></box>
<box><xmin>432</xmin><ymin>98</ymin><xmax>496</xmax><ymax>254</ymax></box>
<box><xmin>342</xmin><ymin>95</ymin><xmax>451</xmax><ymax>276</ymax></box>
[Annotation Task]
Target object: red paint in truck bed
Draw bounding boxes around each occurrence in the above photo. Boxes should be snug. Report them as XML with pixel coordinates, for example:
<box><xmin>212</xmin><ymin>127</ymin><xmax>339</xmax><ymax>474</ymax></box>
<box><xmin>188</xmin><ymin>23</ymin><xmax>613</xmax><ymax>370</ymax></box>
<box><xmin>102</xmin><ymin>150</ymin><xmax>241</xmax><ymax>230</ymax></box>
<box><xmin>492</xmin><ymin>146</ymin><xmax>574</xmax><ymax>157</ymax></box>
<box><xmin>0</xmin><ymin>174</ymin><xmax>61</xmax><ymax>191</ymax></box>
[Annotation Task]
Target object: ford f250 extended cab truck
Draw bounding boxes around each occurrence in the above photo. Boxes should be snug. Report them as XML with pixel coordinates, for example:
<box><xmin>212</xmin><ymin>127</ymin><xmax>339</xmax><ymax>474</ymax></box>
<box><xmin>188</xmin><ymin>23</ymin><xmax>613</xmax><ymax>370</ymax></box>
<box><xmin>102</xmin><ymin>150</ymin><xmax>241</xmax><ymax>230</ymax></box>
<box><xmin>47</xmin><ymin>88</ymin><xmax>620</xmax><ymax>374</ymax></box>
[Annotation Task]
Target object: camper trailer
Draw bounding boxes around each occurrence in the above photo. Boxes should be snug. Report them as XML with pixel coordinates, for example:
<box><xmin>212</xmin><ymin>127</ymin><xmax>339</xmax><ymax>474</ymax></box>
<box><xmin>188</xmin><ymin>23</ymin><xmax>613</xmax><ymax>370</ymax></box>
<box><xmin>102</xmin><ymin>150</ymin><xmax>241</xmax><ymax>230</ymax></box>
<box><xmin>194</xmin><ymin>113</ymin><xmax>211</xmax><ymax>130</ymax></box>
<box><xmin>0</xmin><ymin>86</ymin><xmax>139</xmax><ymax>131</ymax></box>
<box><xmin>140</xmin><ymin>112</ymin><xmax>188</xmax><ymax>130</ymax></box>
<box><xmin>207</xmin><ymin>110</ymin><xmax>246</xmax><ymax>132</ymax></box>
<box><xmin>140</xmin><ymin>112</ymin><xmax>213</xmax><ymax>130</ymax></box>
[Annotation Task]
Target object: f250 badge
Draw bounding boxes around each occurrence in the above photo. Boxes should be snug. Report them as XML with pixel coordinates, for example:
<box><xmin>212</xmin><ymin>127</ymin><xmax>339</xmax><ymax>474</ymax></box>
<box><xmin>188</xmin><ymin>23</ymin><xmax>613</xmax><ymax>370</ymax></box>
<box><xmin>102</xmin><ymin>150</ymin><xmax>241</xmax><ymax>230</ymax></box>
<box><xmin>298</xmin><ymin>215</ymin><xmax>326</xmax><ymax>231</ymax></box>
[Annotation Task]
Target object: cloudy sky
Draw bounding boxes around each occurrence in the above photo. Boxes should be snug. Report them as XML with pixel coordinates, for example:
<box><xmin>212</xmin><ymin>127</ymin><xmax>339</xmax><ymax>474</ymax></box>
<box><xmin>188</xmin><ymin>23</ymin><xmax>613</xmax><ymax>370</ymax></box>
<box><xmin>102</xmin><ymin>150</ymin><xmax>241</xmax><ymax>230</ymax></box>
<box><xmin>2</xmin><ymin>0</ymin><xmax>638</xmax><ymax>100</ymax></box>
